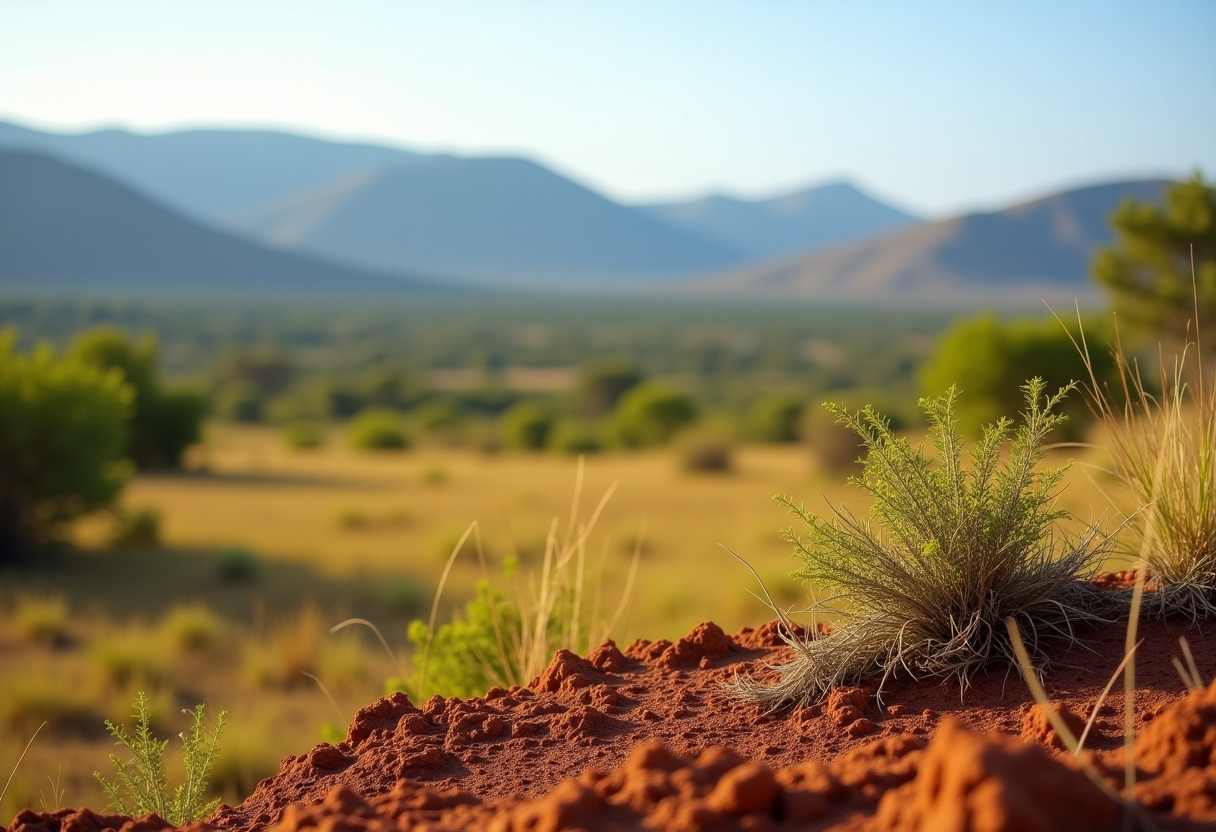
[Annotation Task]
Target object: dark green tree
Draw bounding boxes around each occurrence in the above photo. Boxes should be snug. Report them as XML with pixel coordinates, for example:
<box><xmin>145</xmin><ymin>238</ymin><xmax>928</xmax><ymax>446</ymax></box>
<box><xmin>71</xmin><ymin>327</ymin><xmax>207</xmax><ymax>468</ymax></box>
<box><xmin>0</xmin><ymin>331</ymin><xmax>132</xmax><ymax>559</ymax></box>
<box><xmin>1093</xmin><ymin>173</ymin><xmax>1215</xmax><ymax>340</ymax></box>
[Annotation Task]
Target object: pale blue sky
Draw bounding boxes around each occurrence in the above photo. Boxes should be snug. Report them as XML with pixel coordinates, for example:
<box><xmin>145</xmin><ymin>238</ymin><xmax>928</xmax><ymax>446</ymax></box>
<box><xmin>1</xmin><ymin>0</ymin><xmax>1212</xmax><ymax>216</ymax></box>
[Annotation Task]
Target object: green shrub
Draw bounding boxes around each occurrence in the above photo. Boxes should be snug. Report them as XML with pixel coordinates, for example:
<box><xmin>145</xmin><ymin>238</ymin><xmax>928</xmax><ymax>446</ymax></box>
<box><xmin>610</xmin><ymin>383</ymin><xmax>697</xmax><ymax>447</ymax></box>
<box><xmin>730</xmin><ymin>381</ymin><xmax>1113</xmax><ymax>709</ymax></box>
<box><xmin>548</xmin><ymin>420</ymin><xmax>604</xmax><ymax>454</ymax></box>
<box><xmin>0</xmin><ymin>330</ymin><xmax>133</xmax><ymax>559</ymax></box>
<box><xmin>70</xmin><ymin>327</ymin><xmax>207</xmax><ymax>469</ymax></box>
<box><xmin>0</xmin><ymin>676</ymin><xmax>96</xmax><ymax>734</ymax></box>
<box><xmin>92</xmin><ymin>630</ymin><xmax>171</xmax><ymax>688</ymax></box>
<box><xmin>160</xmin><ymin>605</ymin><xmax>225</xmax><ymax>655</ymax></box>
<box><xmin>348</xmin><ymin>407</ymin><xmax>410</xmax><ymax>450</ymax></box>
<box><xmin>214</xmin><ymin>547</ymin><xmax>261</xmax><ymax>583</ymax></box>
<box><xmin>919</xmin><ymin>314</ymin><xmax>1114</xmax><ymax>440</ymax></box>
<box><xmin>283</xmin><ymin>420</ymin><xmax>325</xmax><ymax>449</ymax></box>
<box><xmin>748</xmin><ymin>393</ymin><xmax>805</xmax><ymax>443</ymax></box>
<box><xmin>12</xmin><ymin>594</ymin><xmax>70</xmax><ymax>646</ymax></box>
<box><xmin>110</xmin><ymin>507</ymin><xmax>161</xmax><ymax>547</ymax></box>
<box><xmin>408</xmin><ymin>582</ymin><xmax>524</xmax><ymax>700</ymax></box>
<box><xmin>94</xmin><ymin>692</ymin><xmax>227</xmax><ymax>825</ymax></box>
<box><xmin>385</xmin><ymin>578</ymin><xmax>428</xmax><ymax>616</ymax></box>
<box><xmin>499</xmin><ymin>402</ymin><xmax>554</xmax><ymax>451</ymax></box>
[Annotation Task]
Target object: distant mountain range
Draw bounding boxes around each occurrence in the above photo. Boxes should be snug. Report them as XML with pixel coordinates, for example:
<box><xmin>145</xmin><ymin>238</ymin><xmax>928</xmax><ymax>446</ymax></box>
<box><xmin>227</xmin><ymin>155</ymin><xmax>748</xmax><ymax>284</ymax></box>
<box><xmin>683</xmin><ymin>180</ymin><xmax>1169</xmax><ymax>303</ymax></box>
<box><xmin>640</xmin><ymin>182</ymin><xmax>920</xmax><ymax>259</ymax></box>
<box><xmin>0</xmin><ymin>150</ymin><xmax>440</xmax><ymax>297</ymax></box>
<box><xmin>0</xmin><ymin>120</ymin><xmax>1174</xmax><ymax>301</ymax></box>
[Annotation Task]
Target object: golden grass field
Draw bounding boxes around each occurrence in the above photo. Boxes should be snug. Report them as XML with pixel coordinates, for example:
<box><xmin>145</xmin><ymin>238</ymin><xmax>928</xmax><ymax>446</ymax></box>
<box><xmin>0</xmin><ymin>421</ymin><xmax>1139</xmax><ymax>820</ymax></box>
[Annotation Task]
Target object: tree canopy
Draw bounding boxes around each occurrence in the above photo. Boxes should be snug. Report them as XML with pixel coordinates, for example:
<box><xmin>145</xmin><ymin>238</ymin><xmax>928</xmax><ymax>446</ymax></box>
<box><xmin>1093</xmin><ymin>173</ymin><xmax>1215</xmax><ymax>342</ymax></box>
<box><xmin>0</xmin><ymin>330</ymin><xmax>133</xmax><ymax>559</ymax></box>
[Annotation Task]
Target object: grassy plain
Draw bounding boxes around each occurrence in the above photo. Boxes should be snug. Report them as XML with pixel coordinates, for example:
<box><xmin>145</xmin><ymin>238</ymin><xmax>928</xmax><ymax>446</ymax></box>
<box><xmin>0</xmin><ymin>420</ymin><xmax>1137</xmax><ymax>820</ymax></box>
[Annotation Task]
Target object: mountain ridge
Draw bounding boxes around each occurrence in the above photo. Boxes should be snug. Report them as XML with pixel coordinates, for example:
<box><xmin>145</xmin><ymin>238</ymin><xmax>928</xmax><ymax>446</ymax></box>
<box><xmin>0</xmin><ymin>149</ymin><xmax>443</xmax><ymax>298</ymax></box>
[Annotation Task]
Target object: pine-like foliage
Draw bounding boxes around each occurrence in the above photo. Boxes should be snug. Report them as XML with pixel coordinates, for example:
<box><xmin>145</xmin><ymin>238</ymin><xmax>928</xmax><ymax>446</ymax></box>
<box><xmin>731</xmin><ymin>380</ymin><xmax>1115</xmax><ymax>709</ymax></box>
<box><xmin>94</xmin><ymin>692</ymin><xmax>227</xmax><ymax>825</ymax></box>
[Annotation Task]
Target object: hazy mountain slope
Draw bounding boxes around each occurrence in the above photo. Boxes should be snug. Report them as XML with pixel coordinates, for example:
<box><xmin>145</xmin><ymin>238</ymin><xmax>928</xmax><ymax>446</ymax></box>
<box><xmin>0</xmin><ymin>121</ymin><xmax>420</xmax><ymax>223</ymax></box>
<box><xmin>683</xmin><ymin>180</ymin><xmax>1169</xmax><ymax>303</ymax></box>
<box><xmin>639</xmin><ymin>181</ymin><xmax>921</xmax><ymax>258</ymax></box>
<box><xmin>0</xmin><ymin>150</ymin><xmax>440</xmax><ymax>297</ymax></box>
<box><xmin>230</xmin><ymin>156</ymin><xmax>749</xmax><ymax>284</ymax></box>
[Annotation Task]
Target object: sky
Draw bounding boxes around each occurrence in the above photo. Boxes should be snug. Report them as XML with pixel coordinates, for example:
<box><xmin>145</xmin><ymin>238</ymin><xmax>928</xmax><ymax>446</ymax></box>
<box><xmin>1</xmin><ymin>0</ymin><xmax>1213</xmax><ymax>217</ymax></box>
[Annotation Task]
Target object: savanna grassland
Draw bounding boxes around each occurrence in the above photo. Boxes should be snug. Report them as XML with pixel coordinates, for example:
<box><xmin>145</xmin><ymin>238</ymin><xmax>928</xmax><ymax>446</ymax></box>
<box><xmin>0</xmin><ymin>295</ymin><xmax>1141</xmax><ymax>822</ymax></box>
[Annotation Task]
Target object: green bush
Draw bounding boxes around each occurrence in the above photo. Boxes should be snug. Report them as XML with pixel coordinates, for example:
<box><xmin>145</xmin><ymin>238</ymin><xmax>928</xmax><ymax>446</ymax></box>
<box><xmin>283</xmin><ymin>420</ymin><xmax>325</xmax><ymax>449</ymax></box>
<box><xmin>214</xmin><ymin>547</ymin><xmax>261</xmax><ymax>583</ymax></box>
<box><xmin>499</xmin><ymin>401</ymin><xmax>554</xmax><ymax>451</ymax></box>
<box><xmin>0</xmin><ymin>331</ymin><xmax>132</xmax><ymax>559</ymax></box>
<box><xmin>547</xmin><ymin>420</ymin><xmax>604</xmax><ymax>454</ymax></box>
<box><xmin>70</xmin><ymin>327</ymin><xmax>206</xmax><ymax>468</ymax></box>
<box><xmin>348</xmin><ymin>407</ymin><xmax>410</xmax><ymax>450</ymax></box>
<box><xmin>610</xmin><ymin>383</ymin><xmax>697</xmax><ymax>447</ymax></box>
<box><xmin>748</xmin><ymin>393</ymin><xmax>805</xmax><ymax>443</ymax></box>
<box><xmin>110</xmin><ymin>507</ymin><xmax>161</xmax><ymax>547</ymax></box>
<box><xmin>919</xmin><ymin>314</ymin><xmax>1114</xmax><ymax>440</ymax></box>
<box><xmin>731</xmin><ymin>381</ymin><xmax>1113</xmax><ymax>709</ymax></box>
<box><xmin>408</xmin><ymin>582</ymin><xmax>524</xmax><ymax>700</ymax></box>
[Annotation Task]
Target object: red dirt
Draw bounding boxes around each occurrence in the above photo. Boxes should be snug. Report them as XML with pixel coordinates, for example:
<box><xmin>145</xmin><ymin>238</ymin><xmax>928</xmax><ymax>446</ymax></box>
<box><xmin>7</xmin><ymin>609</ymin><xmax>1215</xmax><ymax>832</ymax></box>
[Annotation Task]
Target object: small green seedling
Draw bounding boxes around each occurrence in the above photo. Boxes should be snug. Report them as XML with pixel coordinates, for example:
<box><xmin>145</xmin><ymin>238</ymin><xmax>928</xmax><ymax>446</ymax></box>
<box><xmin>94</xmin><ymin>692</ymin><xmax>227</xmax><ymax>825</ymax></box>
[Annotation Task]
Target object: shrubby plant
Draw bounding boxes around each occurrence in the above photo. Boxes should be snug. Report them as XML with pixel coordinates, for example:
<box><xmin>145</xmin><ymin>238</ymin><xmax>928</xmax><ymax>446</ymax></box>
<box><xmin>70</xmin><ymin>327</ymin><xmax>206</xmax><ymax>468</ymax></box>
<box><xmin>731</xmin><ymin>380</ymin><xmax>1115</xmax><ymax>708</ymax></box>
<box><xmin>94</xmin><ymin>692</ymin><xmax>227</xmax><ymax>825</ymax></box>
<box><xmin>348</xmin><ymin>407</ymin><xmax>410</xmax><ymax>450</ymax></box>
<box><xmin>0</xmin><ymin>330</ymin><xmax>133</xmax><ymax>559</ymax></box>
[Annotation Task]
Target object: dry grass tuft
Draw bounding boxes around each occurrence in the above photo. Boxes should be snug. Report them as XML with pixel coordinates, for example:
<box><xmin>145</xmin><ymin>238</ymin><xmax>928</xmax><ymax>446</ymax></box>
<box><xmin>730</xmin><ymin>381</ymin><xmax>1116</xmax><ymax>709</ymax></box>
<box><xmin>1071</xmin><ymin>304</ymin><xmax>1216</xmax><ymax>621</ymax></box>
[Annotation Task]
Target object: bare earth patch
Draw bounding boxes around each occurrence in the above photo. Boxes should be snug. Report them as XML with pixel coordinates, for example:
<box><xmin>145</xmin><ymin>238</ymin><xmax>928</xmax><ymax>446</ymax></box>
<box><xmin>6</xmin><ymin>592</ymin><xmax>1215</xmax><ymax>832</ymax></box>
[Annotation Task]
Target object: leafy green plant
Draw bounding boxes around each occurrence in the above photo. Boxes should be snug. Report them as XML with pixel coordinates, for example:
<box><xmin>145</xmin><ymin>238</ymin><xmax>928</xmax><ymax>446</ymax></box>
<box><xmin>94</xmin><ymin>691</ymin><xmax>227</xmax><ymax>825</ymax></box>
<box><xmin>730</xmin><ymin>380</ymin><xmax>1114</xmax><ymax>709</ymax></box>
<box><xmin>348</xmin><ymin>407</ymin><xmax>410</xmax><ymax>450</ymax></box>
<box><xmin>338</xmin><ymin>459</ymin><xmax>641</xmax><ymax>700</ymax></box>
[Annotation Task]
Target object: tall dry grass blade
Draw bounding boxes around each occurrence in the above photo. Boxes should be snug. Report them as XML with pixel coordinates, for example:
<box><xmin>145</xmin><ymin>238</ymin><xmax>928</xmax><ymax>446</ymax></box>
<box><xmin>329</xmin><ymin>617</ymin><xmax>406</xmax><ymax>680</ymax></box>
<box><xmin>299</xmin><ymin>672</ymin><xmax>346</xmax><ymax>726</ymax></box>
<box><xmin>1</xmin><ymin>721</ymin><xmax>46</xmax><ymax>806</ymax></box>
<box><xmin>1005</xmin><ymin>617</ymin><xmax>1149</xmax><ymax>829</ymax></box>
<box><xmin>1179</xmin><ymin>637</ymin><xmax>1203</xmax><ymax>690</ymax></box>
<box><xmin>1077</xmin><ymin>639</ymin><xmax>1142</xmax><ymax>753</ymax></box>
<box><xmin>417</xmin><ymin>521</ymin><xmax>477</xmax><ymax>696</ymax></box>
<box><xmin>1124</xmin><ymin>561</ymin><xmax>1146</xmax><ymax>802</ymax></box>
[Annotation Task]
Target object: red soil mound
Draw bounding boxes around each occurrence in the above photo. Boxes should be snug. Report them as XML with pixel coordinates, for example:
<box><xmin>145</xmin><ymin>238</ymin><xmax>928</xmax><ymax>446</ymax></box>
<box><xmin>6</xmin><ymin>614</ymin><xmax>1215</xmax><ymax>832</ymax></box>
